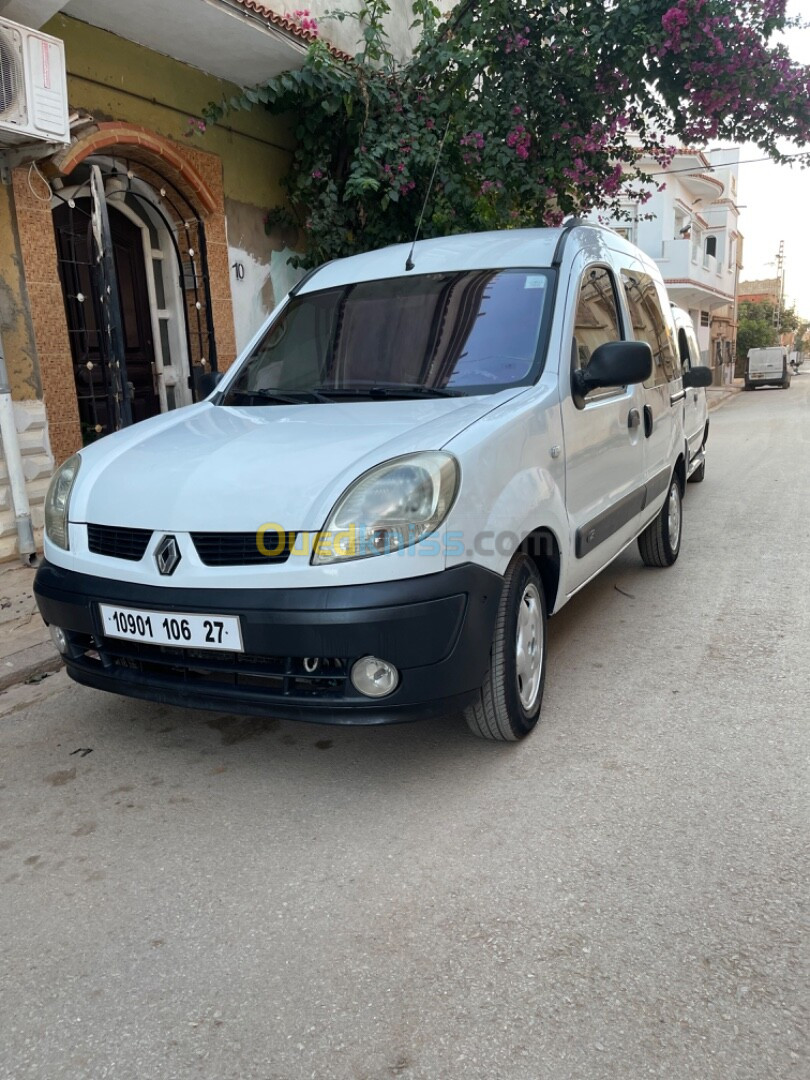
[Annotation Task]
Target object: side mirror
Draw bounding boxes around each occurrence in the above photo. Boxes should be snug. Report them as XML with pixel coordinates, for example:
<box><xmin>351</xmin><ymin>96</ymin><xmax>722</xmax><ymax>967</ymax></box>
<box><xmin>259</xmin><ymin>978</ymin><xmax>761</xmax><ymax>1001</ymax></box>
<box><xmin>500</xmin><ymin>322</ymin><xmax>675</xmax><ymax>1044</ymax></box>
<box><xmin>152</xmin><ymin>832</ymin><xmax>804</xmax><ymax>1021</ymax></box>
<box><xmin>573</xmin><ymin>341</ymin><xmax>652</xmax><ymax>396</ymax></box>
<box><xmin>682</xmin><ymin>365</ymin><xmax>713</xmax><ymax>388</ymax></box>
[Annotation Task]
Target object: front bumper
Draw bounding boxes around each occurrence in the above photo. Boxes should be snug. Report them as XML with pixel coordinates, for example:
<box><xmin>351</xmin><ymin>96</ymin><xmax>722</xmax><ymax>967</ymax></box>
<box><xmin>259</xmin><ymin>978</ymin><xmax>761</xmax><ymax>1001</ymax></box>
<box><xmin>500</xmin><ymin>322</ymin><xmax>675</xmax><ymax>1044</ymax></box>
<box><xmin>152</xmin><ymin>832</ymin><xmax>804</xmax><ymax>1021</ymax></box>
<box><xmin>34</xmin><ymin>561</ymin><xmax>502</xmax><ymax>724</ymax></box>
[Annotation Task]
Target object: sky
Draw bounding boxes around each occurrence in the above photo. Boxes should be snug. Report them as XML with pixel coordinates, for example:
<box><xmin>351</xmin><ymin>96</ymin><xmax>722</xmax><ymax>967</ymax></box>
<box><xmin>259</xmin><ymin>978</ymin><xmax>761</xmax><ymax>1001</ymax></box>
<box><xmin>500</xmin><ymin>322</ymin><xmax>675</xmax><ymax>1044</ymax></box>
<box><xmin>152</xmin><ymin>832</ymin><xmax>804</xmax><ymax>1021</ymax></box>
<box><xmin>731</xmin><ymin>3</ymin><xmax>810</xmax><ymax>313</ymax></box>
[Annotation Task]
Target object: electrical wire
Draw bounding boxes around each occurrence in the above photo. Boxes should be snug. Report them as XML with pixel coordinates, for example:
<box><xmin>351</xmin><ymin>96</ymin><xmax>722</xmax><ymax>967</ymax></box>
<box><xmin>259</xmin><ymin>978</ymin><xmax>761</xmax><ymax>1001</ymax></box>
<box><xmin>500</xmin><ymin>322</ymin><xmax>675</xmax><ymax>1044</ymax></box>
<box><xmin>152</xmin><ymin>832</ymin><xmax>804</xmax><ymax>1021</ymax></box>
<box><xmin>26</xmin><ymin>160</ymin><xmax>53</xmax><ymax>204</ymax></box>
<box><xmin>647</xmin><ymin>149</ymin><xmax>810</xmax><ymax>177</ymax></box>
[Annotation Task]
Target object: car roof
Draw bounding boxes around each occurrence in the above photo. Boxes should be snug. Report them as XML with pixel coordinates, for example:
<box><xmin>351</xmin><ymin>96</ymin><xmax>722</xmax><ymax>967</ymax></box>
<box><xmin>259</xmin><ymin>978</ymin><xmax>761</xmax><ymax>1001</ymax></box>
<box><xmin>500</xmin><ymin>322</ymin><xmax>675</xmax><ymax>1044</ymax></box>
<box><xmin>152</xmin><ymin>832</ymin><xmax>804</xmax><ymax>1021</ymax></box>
<box><xmin>297</xmin><ymin>228</ymin><xmax>568</xmax><ymax>292</ymax></box>
<box><xmin>296</xmin><ymin>223</ymin><xmax>665</xmax><ymax>295</ymax></box>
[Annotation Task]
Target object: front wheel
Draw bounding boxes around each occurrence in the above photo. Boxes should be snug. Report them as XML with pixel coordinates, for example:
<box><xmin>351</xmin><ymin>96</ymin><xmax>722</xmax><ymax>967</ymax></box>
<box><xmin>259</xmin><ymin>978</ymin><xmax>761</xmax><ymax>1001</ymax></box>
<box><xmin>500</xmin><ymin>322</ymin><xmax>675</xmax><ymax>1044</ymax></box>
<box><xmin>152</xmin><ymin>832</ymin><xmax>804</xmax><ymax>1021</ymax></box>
<box><xmin>464</xmin><ymin>553</ymin><xmax>547</xmax><ymax>742</ymax></box>
<box><xmin>638</xmin><ymin>476</ymin><xmax>682</xmax><ymax>567</ymax></box>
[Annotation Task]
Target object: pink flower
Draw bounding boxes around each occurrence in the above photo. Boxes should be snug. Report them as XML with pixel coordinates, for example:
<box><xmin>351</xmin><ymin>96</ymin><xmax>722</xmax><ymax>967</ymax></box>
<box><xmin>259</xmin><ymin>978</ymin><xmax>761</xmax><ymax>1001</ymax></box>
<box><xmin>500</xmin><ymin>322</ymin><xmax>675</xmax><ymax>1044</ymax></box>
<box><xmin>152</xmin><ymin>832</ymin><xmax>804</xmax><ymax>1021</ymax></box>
<box><xmin>292</xmin><ymin>9</ymin><xmax>318</xmax><ymax>34</ymax></box>
<box><xmin>506</xmin><ymin>125</ymin><xmax>531</xmax><ymax>159</ymax></box>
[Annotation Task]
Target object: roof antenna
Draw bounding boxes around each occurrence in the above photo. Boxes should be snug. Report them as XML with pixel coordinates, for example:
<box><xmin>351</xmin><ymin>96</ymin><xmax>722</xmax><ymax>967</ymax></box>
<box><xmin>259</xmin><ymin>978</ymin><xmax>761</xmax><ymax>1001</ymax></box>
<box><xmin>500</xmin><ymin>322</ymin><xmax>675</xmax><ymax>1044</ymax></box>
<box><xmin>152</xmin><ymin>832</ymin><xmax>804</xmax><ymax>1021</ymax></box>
<box><xmin>405</xmin><ymin>117</ymin><xmax>452</xmax><ymax>272</ymax></box>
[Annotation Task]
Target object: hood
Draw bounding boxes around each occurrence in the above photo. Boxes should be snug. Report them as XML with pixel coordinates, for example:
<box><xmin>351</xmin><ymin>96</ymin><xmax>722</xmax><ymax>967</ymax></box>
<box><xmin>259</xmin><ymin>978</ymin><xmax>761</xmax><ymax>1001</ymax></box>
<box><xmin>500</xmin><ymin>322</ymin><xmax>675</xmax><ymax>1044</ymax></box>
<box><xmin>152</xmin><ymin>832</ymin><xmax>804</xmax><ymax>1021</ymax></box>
<box><xmin>71</xmin><ymin>393</ymin><xmax>524</xmax><ymax>532</ymax></box>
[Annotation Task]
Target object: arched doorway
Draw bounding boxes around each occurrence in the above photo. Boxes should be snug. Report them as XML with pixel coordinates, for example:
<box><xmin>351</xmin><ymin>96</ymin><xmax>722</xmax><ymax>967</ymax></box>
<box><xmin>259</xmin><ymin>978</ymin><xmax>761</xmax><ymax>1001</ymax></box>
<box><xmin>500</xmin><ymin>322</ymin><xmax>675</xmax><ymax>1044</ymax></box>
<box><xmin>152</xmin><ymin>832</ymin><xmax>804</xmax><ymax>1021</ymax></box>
<box><xmin>51</xmin><ymin>154</ymin><xmax>217</xmax><ymax>443</ymax></box>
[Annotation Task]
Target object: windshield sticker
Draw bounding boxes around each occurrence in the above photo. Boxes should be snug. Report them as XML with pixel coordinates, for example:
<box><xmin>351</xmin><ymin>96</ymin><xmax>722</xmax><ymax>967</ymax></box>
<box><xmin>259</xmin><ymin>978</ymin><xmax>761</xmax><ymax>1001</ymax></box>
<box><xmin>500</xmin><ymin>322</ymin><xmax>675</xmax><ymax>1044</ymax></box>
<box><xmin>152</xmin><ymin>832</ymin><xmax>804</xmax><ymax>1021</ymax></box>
<box><xmin>524</xmin><ymin>276</ymin><xmax>546</xmax><ymax>290</ymax></box>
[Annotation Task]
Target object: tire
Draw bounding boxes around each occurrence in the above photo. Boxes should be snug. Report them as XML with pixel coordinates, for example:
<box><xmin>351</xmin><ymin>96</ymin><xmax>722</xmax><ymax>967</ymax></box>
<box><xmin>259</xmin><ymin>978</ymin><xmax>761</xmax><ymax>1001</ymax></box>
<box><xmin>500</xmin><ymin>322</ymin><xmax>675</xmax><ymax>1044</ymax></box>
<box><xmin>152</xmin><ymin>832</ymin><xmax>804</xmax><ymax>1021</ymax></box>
<box><xmin>638</xmin><ymin>476</ymin><xmax>682</xmax><ymax>567</ymax></box>
<box><xmin>688</xmin><ymin>459</ymin><xmax>705</xmax><ymax>484</ymax></box>
<box><xmin>744</xmin><ymin>381</ymin><xmax>753</xmax><ymax>390</ymax></box>
<box><xmin>464</xmin><ymin>552</ymin><xmax>547</xmax><ymax>742</ymax></box>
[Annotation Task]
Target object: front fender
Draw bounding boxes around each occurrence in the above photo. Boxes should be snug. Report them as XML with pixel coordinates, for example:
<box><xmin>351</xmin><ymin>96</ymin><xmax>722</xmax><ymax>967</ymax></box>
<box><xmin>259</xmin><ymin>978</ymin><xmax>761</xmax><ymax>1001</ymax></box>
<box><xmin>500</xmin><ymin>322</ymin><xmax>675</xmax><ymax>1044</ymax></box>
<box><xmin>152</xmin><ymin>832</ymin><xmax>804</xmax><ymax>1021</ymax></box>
<box><xmin>443</xmin><ymin>387</ymin><xmax>569</xmax><ymax>610</ymax></box>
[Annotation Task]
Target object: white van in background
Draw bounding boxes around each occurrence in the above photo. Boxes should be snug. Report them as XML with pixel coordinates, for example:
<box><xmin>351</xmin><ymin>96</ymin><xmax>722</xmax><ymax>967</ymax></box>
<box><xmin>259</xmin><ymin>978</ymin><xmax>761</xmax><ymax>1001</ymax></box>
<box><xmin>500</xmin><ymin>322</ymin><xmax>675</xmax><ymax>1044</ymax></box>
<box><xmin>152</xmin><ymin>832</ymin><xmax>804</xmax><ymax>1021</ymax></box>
<box><xmin>671</xmin><ymin>305</ymin><xmax>709</xmax><ymax>484</ymax></box>
<box><xmin>746</xmin><ymin>346</ymin><xmax>791</xmax><ymax>390</ymax></box>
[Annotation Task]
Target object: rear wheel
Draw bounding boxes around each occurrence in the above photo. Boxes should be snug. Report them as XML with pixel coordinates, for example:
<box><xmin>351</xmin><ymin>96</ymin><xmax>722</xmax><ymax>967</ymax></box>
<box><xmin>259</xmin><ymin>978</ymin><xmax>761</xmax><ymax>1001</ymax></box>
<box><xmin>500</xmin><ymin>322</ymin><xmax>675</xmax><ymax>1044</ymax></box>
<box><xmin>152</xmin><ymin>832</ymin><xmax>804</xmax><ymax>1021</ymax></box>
<box><xmin>638</xmin><ymin>476</ymin><xmax>682</xmax><ymax>567</ymax></box>
<box><xmin>464</xmin><ymin>553</ymin><xmax>547</xmax><ymax>742</ymax></box>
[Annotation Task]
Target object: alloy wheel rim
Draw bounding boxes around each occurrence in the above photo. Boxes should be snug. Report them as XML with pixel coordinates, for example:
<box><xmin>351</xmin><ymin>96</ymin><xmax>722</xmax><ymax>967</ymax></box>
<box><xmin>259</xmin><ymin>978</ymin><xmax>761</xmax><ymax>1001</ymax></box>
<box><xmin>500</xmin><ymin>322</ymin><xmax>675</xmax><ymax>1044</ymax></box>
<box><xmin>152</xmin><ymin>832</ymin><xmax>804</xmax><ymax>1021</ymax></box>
<box><xmin>515</xmin><ymin>583</ymin><xmax>543</xmax><ymax>711</ymax></box>
<box><xmin>668</xmin><ymin>483</ymin><xmax>681</xmax><ymax>550</ymax></box>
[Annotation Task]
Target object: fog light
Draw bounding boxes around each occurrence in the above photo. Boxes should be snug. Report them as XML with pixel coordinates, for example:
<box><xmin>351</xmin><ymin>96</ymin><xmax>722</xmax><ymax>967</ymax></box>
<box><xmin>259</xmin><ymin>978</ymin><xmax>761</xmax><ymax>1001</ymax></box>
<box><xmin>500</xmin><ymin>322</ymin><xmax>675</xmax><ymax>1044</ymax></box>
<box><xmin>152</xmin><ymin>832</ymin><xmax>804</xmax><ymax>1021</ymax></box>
<box><xmin>49</xmin><ymin>625</ymin><xmax>68</xmax><ymax>655</ymax></box>
<box><xmin>350</xmin><ymin>655</ymin><xmax>399</xmax><ymax>698</ymax></box>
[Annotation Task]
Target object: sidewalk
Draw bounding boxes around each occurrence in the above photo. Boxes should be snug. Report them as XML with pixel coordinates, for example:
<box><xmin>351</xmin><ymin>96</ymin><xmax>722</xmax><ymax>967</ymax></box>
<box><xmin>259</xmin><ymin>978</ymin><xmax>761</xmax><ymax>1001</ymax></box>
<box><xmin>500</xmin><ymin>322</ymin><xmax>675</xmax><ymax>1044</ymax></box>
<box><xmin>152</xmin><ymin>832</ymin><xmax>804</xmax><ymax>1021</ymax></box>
<box><xmin>706</xmin><ymin>377</ymin><xmax>744</xmax><ymax>412</ymax></box>
<box><xmin>0</xmin><ymin>562</ymin><xmax>61</xmax><ymax>692</ymax></box>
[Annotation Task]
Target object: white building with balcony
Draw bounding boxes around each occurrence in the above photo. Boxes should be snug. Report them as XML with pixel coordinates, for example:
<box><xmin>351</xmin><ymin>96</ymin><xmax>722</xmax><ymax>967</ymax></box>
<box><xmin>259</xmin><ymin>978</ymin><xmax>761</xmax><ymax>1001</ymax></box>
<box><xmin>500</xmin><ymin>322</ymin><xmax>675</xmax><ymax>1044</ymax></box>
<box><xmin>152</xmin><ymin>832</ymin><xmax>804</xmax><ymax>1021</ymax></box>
<box><xmin>602</xmin><ymin>148</ymin><xmax>742</xmax><ymax>375</ymax></box>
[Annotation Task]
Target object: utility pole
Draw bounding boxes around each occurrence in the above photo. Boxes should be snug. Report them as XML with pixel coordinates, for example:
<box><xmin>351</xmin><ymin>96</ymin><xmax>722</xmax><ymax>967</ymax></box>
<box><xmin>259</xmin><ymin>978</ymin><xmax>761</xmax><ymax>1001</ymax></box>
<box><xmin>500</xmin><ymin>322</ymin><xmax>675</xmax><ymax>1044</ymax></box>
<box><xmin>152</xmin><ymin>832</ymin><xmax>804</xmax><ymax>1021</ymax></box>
<box><xmin>773</xmin><ymin>240</ymin><xmax>785</xmax><ymax>334</ymax></box>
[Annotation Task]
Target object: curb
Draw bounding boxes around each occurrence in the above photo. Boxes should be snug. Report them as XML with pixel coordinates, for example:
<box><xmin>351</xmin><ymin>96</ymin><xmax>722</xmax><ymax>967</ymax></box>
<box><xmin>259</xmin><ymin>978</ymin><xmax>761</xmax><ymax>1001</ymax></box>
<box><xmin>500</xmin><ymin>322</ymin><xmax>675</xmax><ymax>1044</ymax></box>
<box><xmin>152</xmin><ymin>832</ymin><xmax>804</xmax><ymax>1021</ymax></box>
<box><xmin>0</xmin><ymin>641</ymin><xmax>63</xmax><ymax>693</ymax></box>
<box><xmin>707</xmin><ymin>388</ymin><xmax>742</xmax><ymax>412</ymax></box>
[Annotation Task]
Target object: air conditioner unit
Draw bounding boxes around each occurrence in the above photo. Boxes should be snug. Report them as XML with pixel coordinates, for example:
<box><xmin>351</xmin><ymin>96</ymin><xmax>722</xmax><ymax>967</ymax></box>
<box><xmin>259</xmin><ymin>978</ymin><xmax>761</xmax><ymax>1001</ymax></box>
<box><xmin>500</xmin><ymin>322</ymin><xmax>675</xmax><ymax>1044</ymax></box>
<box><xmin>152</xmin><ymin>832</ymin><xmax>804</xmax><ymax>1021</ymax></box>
<box><xmin>0</xmin><ymin>17</ymin><xmax>69</xmax><ymax>147</ymax></box>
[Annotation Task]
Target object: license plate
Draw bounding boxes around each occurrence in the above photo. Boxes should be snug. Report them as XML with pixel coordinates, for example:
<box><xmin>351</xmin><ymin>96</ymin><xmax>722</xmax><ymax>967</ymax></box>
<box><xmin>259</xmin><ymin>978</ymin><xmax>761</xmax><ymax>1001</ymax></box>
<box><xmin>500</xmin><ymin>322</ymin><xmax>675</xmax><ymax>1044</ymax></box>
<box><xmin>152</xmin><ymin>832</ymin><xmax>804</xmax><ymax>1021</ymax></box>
<box><xmin>99</xmin><ymin>604</ymin><xmax>243</xmax><ymax>652</ymax></box>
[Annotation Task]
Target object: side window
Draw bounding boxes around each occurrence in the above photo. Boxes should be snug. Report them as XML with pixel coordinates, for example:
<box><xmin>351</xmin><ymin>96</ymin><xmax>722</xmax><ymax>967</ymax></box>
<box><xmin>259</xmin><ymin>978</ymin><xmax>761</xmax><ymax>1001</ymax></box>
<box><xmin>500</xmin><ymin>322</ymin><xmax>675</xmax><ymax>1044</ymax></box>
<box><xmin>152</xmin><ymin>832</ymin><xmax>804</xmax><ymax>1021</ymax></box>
<box><xmin>621</xmin><ymin>270</ymin><xmax>678</xmax><ymax>387</ymax></box>
<box><xmin>677</xmin><ymin>328</ymin><xmax>692</xmax><ymax>371</ymax></box>
<box><xmin>685</xmin><ymin>327</ymin><xmax>701</xmax><ymax>368</ymax></box>
<box><xmin>572</xmin><ymin>266</ymin><xmax>623</xmax><ymax>397</ymax></box>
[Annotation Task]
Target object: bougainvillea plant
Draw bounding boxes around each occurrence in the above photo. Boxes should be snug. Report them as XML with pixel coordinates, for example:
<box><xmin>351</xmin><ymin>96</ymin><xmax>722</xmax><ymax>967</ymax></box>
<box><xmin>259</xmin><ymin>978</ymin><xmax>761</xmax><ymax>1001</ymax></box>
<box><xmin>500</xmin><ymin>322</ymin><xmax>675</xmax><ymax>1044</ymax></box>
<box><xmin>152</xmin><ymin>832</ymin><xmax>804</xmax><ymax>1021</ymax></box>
<box><xmin>203</xmin><ymin>0</ymin><xmax>810</xmax><ymax>267</ymax></box>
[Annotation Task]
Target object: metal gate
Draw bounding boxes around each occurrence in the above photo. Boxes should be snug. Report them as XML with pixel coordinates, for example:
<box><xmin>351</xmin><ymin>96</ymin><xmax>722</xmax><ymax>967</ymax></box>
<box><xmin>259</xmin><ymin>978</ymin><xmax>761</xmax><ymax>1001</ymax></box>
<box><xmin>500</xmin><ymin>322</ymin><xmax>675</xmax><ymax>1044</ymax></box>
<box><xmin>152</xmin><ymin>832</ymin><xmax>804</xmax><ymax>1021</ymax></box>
<box><xmin>53</xmin><ymin>155</ymin><xmax>218</xmax><ymax>443</ymax></box>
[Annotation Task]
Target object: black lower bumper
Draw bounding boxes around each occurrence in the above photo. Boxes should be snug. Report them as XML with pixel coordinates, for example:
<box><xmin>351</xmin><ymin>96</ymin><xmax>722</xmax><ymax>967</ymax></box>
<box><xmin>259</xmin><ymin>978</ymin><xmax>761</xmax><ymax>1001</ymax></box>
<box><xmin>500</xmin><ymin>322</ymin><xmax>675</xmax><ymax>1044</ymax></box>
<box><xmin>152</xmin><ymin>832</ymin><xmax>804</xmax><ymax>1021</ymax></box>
<box><xmin>34</xmin><ymin>561</ymin><xmax>502</xmax><ymax>724</ymax></box>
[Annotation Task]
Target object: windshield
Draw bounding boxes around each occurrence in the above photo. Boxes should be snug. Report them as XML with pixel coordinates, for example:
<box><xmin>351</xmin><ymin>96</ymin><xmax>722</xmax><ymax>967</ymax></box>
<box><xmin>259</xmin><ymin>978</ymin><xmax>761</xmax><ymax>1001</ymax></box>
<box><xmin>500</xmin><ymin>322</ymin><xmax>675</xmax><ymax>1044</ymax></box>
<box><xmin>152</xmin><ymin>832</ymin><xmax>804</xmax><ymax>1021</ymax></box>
<box><xmin>221</xmin><ymin>268</ymin><xmax>555</xmax><ymax>403</ymax></box>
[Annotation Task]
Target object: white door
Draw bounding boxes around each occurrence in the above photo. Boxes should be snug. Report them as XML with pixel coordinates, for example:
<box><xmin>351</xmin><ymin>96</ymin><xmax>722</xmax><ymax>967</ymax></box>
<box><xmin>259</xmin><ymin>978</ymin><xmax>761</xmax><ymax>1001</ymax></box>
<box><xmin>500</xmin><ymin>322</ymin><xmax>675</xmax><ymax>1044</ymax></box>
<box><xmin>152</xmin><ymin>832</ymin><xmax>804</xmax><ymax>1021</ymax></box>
<box><xmin>620</xmin><ymin>266</ymin><xmax>681</xmax><ymax>510</ymax></box>
<box><xmin>106</xmin><ymin>180</ymin><xmax>193</xmax><ymax>413</ymax></box>
<box><xmin>678</xmin><ymin>323</ymin><xmax>707</xmax><ymax>459</ymax></box>
<box><xmin>561</xmin><ymin>263</ymin><xmax>648</xmax><ymax>594</ymax></box>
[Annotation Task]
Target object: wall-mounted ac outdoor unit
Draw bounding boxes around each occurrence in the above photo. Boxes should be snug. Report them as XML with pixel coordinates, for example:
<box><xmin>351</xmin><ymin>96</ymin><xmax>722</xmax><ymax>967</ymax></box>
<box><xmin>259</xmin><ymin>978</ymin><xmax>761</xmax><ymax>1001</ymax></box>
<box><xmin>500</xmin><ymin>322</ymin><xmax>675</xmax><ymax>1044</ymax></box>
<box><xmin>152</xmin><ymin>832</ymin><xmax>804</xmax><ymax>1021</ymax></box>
<box><xmin>0</xmin><ymin>17</ymin><xmax>69</xmax><ymax>147</ymax></box>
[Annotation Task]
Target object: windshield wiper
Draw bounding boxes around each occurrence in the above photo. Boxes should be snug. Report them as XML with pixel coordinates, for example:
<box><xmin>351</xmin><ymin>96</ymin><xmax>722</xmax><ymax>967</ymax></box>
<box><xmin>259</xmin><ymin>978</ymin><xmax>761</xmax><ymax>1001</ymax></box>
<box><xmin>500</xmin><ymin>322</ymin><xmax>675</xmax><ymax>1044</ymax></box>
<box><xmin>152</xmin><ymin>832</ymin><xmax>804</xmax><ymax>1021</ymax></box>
<box><xmin>313</xmin><ymin>383</ymin><xmax>464</xmax><ymax>400</ymax></box>
<box><xmin>228</xmin><ymin>388</ymin><xmax>333</xmax><ymax>405</ymax></box>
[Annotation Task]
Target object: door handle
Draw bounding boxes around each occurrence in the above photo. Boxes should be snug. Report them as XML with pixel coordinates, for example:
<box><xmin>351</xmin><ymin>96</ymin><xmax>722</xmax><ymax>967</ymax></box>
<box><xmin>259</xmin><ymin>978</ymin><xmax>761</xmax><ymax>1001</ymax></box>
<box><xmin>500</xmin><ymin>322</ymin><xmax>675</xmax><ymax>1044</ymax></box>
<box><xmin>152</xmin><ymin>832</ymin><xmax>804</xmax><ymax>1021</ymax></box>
<box><xmin>627</xmin><ymin>408</ymin><xmax>641</xmax><ymax>430</ymax></box>
<box><xmin>643</xmin><ymin>405</ymin><xmax>654</xmax><ymax>438</ymax></box>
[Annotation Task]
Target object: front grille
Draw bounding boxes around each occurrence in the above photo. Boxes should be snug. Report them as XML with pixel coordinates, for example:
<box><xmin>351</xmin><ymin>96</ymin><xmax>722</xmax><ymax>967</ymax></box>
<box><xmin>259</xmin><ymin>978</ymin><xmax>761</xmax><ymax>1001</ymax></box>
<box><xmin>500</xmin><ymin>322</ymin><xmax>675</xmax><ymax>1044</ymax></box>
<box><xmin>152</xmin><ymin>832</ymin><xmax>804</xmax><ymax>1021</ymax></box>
<box><xmin>87</xmin><ymin>524</ymin><xmax>153</xmax><ymax>561</ymax></box>
<box><xmin>191</xmin><ymin>531</ymin><xmax>296</xmax><ymax>566</ymax></box>
<box><xmin>84</xmin><ymin>636</ymin><xmax>348</xmax><ymax>699</ymax></box>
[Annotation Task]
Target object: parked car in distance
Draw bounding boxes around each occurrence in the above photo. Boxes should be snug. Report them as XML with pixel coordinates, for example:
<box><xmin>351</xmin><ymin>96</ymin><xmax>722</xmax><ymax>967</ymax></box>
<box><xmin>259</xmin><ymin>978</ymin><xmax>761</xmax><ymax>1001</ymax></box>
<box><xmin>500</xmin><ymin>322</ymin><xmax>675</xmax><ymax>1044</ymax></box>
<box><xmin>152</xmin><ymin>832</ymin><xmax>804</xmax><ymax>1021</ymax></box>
<box><xmin>746</xmin><ymin>346</ymin><xmax>791</xmax><ymax>390</ymax></box>
<box><xmin>37</xmin><ymin>224</ymin><xmax>709</xmax><ymax>742</ymax></box>
<box><xmin>671</xmin><ymin>304</ymin><xmax>710</xmax><ymax>483</ymax></box>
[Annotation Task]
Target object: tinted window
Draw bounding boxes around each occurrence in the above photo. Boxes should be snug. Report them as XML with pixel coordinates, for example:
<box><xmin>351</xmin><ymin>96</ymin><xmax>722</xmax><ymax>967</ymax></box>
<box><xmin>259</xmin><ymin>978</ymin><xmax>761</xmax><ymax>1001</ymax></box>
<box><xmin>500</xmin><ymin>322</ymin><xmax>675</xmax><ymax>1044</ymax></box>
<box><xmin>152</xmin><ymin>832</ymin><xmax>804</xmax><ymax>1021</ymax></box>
<box><xmin>677</xmin><ymin>323</ymin><xmax>701</xmax><ymax>371</ymax></box>
<box><xmin>621</xmin><ymin>271</ymin><xmax>679</xmax><ymax>386</ymax></box>
<box><xmin>223</xmin><ymin>269</ymin><xmax>554</xmax><ymax>402</ymax></box>
<box><xmin>572</xmin><ymin>266</ymin><xmax>623</xmax><ymax>396</ymax></box>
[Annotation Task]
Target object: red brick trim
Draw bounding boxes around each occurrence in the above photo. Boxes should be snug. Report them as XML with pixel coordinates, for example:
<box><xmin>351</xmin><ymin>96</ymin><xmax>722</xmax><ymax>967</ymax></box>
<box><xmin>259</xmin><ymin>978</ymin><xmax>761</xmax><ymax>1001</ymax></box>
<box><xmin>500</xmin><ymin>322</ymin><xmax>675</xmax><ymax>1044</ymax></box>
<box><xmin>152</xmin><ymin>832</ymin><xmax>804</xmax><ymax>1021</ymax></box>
<box><xmin>51</xmin><ymin>123</ymin><xmax>217</xmax><ymax>215</ymax></box>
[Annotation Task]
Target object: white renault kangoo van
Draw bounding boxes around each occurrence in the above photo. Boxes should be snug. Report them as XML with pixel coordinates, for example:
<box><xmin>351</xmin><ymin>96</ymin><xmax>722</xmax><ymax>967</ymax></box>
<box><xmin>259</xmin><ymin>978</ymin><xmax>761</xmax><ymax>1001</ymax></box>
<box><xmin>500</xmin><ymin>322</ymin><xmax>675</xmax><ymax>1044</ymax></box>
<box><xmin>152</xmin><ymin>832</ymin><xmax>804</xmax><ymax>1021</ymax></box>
<box><xmin>35</xmin><ymin>224</ymin><xmax>713</xmax><ymax>740</ymax></box>
<box><xmin>746</xmin><ymin>346</ymin><xmax>791</xmax><ymax>390</ymax></box>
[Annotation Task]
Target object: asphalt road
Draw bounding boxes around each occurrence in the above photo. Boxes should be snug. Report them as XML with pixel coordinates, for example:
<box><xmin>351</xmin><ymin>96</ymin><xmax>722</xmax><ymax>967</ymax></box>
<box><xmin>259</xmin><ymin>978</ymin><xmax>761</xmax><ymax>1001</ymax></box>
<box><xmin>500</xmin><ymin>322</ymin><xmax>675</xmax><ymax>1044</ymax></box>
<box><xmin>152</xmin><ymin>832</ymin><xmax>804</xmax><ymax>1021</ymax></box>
<box><xmin>1</xmin><ymin>378</ymin><xmax>808</xmax><ymax>1080</ymax></box>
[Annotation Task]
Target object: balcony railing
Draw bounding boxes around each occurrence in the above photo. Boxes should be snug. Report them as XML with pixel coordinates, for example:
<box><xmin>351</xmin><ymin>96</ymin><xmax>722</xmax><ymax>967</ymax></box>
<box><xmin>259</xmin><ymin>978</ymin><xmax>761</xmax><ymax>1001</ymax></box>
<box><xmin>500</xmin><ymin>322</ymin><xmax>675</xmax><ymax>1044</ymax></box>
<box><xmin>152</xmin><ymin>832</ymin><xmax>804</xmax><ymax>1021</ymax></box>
<box><xmin>657</xmin><ymin>238</ymin><xmax>732</xmax><ymax>294</ymax></box>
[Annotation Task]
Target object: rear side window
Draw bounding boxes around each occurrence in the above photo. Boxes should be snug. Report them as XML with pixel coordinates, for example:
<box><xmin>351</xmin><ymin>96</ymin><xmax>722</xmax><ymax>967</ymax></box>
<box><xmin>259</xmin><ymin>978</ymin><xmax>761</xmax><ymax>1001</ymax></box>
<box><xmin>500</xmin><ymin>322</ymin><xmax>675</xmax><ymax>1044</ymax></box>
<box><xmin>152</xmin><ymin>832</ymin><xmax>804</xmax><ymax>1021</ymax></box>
<box><xmin>622</xmin><ymin>271</ymin><xmax>679</xmax><ymax>387</ymax></box>
<box><xmin>572</xmin><ymin>266</ymin><xmax>623</xmax><ymax>397</ymax></box>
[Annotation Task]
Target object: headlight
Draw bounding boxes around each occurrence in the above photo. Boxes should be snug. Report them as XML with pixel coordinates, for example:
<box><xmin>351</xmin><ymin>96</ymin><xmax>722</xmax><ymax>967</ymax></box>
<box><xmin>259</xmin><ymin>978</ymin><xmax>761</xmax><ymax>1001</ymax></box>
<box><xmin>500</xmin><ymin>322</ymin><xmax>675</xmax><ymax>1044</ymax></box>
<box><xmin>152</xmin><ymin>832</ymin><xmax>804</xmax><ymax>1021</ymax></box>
<box><xmin>45</xmin><ymin>454</ymin><xmax>81</xmax><ymax>550</ymax></box>
<box><xmin>312</xmin><ymin>452</ymin><xmax>459</xmax><ymax>564</ymax></box>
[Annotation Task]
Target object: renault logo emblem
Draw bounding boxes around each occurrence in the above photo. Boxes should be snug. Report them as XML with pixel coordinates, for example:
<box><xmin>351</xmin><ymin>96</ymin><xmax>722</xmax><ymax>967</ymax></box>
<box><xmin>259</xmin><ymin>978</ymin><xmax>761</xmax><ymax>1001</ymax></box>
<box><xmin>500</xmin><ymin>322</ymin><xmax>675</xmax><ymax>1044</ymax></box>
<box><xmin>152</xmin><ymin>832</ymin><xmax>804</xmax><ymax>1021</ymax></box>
<box><xmin>154</xmin><ymin>535</ymin><xmax>181</xmax><ymax>576</ymax></box>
